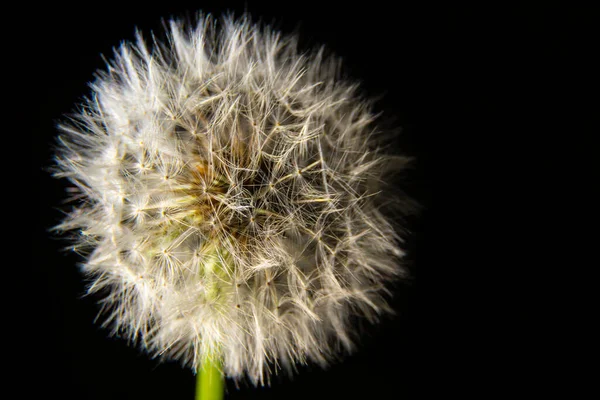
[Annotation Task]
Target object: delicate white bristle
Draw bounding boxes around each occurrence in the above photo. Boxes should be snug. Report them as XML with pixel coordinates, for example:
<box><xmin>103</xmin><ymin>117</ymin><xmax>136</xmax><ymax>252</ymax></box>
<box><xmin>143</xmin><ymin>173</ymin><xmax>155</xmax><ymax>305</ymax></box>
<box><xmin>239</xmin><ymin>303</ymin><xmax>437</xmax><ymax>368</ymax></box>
<box><xmin>53</xmin><ymin>13</ymin><xmax>411</xmax><ymax>385</ymax></box>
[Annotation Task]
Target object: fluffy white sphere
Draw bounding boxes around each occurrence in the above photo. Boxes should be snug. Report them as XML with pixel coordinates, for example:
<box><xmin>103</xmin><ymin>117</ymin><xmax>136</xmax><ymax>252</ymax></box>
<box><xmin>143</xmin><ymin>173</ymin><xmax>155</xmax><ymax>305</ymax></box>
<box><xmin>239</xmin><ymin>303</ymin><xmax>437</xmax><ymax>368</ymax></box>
<box><xmin>54</xmin><ymin>13</ymin><xmax>410</xmax><ymax>385</ymax></box>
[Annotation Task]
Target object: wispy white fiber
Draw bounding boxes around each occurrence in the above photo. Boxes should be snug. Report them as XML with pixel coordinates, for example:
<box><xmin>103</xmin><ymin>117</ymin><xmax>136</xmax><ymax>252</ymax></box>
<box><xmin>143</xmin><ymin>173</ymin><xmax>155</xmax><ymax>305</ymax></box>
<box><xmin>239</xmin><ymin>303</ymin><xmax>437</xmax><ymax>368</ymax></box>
<box><xmin>54</xmin><ymin>13</ymin><xmax>411</xmax><ymax>385</ymax></box>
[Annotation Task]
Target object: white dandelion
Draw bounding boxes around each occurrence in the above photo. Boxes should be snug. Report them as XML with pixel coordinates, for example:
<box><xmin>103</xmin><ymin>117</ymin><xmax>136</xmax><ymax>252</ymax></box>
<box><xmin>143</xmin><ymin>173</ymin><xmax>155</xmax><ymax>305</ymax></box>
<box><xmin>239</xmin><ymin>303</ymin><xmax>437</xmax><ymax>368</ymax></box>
<box><xmin>53</xmin><ymin>12</ymin><xmax>412</xmax><ymax>393</ymax></box>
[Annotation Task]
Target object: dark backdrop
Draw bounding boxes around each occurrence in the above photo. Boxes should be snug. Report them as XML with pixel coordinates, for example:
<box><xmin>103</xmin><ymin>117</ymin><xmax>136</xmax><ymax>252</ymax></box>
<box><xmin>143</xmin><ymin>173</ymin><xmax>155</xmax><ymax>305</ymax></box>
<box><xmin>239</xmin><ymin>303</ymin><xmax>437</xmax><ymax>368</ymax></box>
<box><xmin>19</xmin><ymin>1</ymin><xmax>580</xmax><ymax>399</ymax></box>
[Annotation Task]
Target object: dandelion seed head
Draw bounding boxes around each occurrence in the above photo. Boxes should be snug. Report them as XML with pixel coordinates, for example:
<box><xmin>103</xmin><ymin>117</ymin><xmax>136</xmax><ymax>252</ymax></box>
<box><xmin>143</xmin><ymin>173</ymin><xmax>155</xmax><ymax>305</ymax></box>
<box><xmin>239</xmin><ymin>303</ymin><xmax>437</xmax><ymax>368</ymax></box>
<box><xmin>54</xmin><ymin>13</ymin><xmax>411</xmax><ymax>385</ymax></box>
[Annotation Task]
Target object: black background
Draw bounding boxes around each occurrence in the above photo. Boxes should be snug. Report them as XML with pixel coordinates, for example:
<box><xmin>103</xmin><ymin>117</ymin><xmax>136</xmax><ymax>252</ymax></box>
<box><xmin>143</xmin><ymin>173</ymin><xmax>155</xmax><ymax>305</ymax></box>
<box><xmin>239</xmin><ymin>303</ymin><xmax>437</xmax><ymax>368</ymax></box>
<box><xmin>18</xmin><ymin>1</ymin><xmax>587</xmax><ymax>399</ymax></box>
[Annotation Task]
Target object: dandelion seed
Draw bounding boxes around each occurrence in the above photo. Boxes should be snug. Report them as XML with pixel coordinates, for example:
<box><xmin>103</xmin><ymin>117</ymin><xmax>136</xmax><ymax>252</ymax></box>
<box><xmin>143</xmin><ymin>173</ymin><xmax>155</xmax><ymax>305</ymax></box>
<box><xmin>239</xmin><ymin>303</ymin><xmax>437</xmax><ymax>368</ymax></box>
<box><xmin>53</xmin><ymin>12</ymin><xmax>412</xmax><ymax>388</ymax></box>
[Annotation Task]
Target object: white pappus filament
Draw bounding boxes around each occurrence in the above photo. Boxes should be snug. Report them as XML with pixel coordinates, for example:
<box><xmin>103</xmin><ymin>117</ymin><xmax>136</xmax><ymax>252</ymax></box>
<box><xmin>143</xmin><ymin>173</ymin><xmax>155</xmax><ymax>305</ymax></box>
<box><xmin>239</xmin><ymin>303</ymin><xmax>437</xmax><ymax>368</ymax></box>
<box><xmin>53</xmin><ymin>13</ymin><xmax>411</xmax><ymax>385</ymax></box>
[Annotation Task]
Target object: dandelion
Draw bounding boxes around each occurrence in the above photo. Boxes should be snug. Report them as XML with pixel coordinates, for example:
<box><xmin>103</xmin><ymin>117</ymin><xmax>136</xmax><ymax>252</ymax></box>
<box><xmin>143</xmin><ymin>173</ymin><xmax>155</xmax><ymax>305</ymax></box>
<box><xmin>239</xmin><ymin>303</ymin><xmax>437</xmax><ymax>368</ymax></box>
<box><xmin>53</xmin><ymin>12</ymin><xmax>412</xmax><ymax>398</ymax></box>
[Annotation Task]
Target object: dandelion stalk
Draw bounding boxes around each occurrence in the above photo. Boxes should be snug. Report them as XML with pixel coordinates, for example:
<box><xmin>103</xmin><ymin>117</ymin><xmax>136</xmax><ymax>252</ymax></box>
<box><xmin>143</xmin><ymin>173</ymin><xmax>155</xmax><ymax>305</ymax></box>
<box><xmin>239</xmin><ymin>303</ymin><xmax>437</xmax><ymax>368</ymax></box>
<box><xmin>196</xmin><ymin>355</ymin><xmax>224</xmax><ymax>400</ymax></box>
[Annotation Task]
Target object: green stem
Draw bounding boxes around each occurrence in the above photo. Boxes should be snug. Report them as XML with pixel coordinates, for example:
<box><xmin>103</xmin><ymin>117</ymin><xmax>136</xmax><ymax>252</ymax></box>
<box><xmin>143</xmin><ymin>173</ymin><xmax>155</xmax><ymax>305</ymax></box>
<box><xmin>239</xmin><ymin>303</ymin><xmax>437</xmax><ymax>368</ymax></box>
<box><xmin>196</xmin><ymin>354</ymin><xmax>224</xmax><ymax>400</ymax></box>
